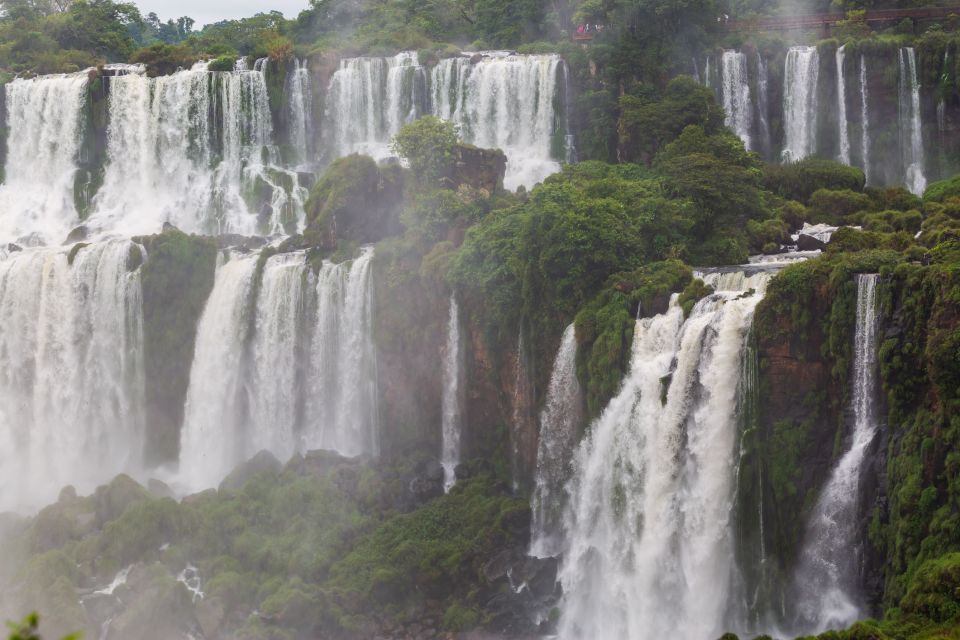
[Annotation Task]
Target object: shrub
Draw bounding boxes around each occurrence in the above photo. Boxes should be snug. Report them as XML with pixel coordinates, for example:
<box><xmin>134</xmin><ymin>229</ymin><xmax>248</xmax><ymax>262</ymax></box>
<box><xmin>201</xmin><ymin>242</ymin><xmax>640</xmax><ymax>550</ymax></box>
<box><xmin>392</xmin><ymin>117</ymin><xmax>460</xmax><ymax>185</ymax></box>
<box><xmin>763</xmin><ymin>158</ymin><xmax>866</xmax><ymax>202</ymax></box>
<box><xmin>923</xmin><ymin>174</ymin><xmax>960</xmax><ymax>203</ymax></box>
<box><xmin>807</xmin><ymin>188</ymin><xmax>873</xmax><ymax>225</ymax></box>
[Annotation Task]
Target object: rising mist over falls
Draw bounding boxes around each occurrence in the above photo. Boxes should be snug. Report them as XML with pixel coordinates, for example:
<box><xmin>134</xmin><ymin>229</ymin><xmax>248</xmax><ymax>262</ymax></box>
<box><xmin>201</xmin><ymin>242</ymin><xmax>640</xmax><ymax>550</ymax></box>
<box><xmin>0</xmin><ymin>21</ymin><xmax>957</xmax><ymax>640</ymax></box>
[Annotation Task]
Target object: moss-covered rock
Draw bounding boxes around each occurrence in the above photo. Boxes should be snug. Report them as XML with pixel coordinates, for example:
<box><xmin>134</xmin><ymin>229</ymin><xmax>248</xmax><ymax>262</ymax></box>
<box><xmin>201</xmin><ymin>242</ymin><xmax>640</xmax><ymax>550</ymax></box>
<box><xmin>303</xmin><ymin>154</ymin><xmax>405</xmax><ymax>250</ymax></box>
<box><xmin>134</xmin><ymin>229</ymin><xmax>218</xmax><ymax>464</ymax></box>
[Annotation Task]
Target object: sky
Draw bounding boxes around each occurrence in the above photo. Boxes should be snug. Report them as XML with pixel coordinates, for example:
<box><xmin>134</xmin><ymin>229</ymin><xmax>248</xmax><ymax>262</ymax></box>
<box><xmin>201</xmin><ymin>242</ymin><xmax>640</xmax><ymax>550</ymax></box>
<box><xmin>136</xmin><ymin>0</ymin><xmax>311</xmax><ymax>27</ymax></box>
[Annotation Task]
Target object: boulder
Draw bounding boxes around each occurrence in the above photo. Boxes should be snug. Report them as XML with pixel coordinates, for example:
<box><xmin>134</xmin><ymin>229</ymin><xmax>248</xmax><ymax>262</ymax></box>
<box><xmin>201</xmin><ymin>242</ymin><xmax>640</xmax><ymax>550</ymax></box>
<box><xmin>409</xmin><ymin>460</ymin><xmax>445</xmax><ymax>504</ymax></box>
<box><xmin>219</xmin><ymin>450</ymin><xmax>282</xmax><ymax>492</ymax></box>
<box><xmin>94</xmin><ymin>475</ymin><xmax>150</xmax><ymax>527</ymax></box>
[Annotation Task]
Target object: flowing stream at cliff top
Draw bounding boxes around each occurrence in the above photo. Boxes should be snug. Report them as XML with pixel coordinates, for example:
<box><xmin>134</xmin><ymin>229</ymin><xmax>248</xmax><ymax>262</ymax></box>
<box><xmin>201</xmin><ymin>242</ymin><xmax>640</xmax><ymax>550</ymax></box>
<box><xmin>90</xmin><ymin>60</ymin><xmax>306</xmax><ymax>237</ymax></box>
<box><xmin>431</xmin><ymin>53</ymin><xmax>563</xmax><ymax>190</ymax></box>
<box><xmin>559</xmin><ymin>271</ymin><xmax>771</xmax><ymax>640</ymax></box>
<box><xmin>440</xmin><ymin>295</ymin><xmax>464</xmax><ymax>491</ymax></box>
<box><xmin>0</xmin><ymin>72</ymin><xmax>90</xmax><ymax>245</ymax></box>
<box><xmin>179</xmin><ymin>247</ymin><xmax>378</xmax><ymax>491</ymax></box>
<box><xmin>323</xmin><ymin>52</ymin><xmax>427</xmax><ymax>162</ymax></box>
<box><xmin>0</xmin><ymin>241</ymin><xmax>146</xmax><ymax>511</ymax></box>
<box><xmin>791</xmin><ymin>274</ymin><xmax>881</xmax><ymax>634</ymax></box>
<box><xmin>782</xmin><ymin>46</ymin><xmax>819</xmax><ymax>162</ymax></box>
<box><xmin>530</xmin><ymin>323</ymin><xmax>582</xmax><ymax>558</ymax></box>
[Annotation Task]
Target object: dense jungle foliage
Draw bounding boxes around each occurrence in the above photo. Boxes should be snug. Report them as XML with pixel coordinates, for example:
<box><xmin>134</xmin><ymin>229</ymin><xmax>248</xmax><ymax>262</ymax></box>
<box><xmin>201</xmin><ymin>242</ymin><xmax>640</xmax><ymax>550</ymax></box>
<box><xmin>2</xmin><ymin>0</ymin><xmax>960</xmax><ymax>638</ymax></box>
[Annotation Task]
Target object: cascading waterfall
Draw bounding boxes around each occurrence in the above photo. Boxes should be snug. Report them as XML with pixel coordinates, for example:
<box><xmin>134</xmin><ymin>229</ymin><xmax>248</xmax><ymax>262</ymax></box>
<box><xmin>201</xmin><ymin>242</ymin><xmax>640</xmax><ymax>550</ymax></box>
<box><xmin>324</xmin><ymin>52</ymin><xmax>427</xmax><ymax>161</ymax></box>
<box><xmin>720</xmin><ymin>50</ymin><xmax>753</xmax><ymax>150</ymax></box>
<box><xmin>791</xmin><ymin>274</ymin><xmax>881</xmax><ymax>634</ymax></box>
<box><xmin>248</xmin><ymin>252</ymin><xmax>308</xmax><ymax>464</ymax></box>
<box><xmin>899</xmin><ymin>48</ymin><xmax>927</xmax><ymax>195</ymax></box>
<box><xmin>837</xmin><ymin>45</ymin><xmax>851</xmax><ymax>165</ymax></box>
<box><xmin>860</xmin><ymin>55</ymin><xmax>871</xmax><ymax>184</ymax></box>
<box><xmin>287</xmin><ymin>58</ymin><xmax>314</xmax><ymax>167</ymax></box>
<box><xmin>431</xmin><ymin>53</ymin><xmax>563</xmax><ymax>190</ymax></box>
<box><xmin>782</xmin><ymin>46</ymin><xmax>819</xmax><ymax>162</ymax></box>
<box><xmin>559</xmin><ymin>271</ymin><xmax>771</xmax><ymax>640</ymax></box>
<box><xmin>756</xmin><ymin>54</ymin><xmax>772</xmax><ymax>159</ymax></box>
<box><xmin>178</xmin><ymin>252</ymin><xmax>260</xmax><ymax>490</ymax></box>
<box><xmin>180</xmin><ymin>247</ymin><xmax>379</xmax><ymax>491</ymax></box>
<box><xmin>304</xmin><ymin>246</ymin><xmax>379</xmax><ymax>457</ymax></box>
<box><xmin>0</xmin><ymin>240</ymin><xmax>146</xmax><ymax>511</ymax></box>
<box><xmin>0</xmin><ymin>72</ymin><xmax>90</xmax><ymax>245</ymax></box>
<box><xmin>89</xmin><ymin>60</ymin><xmax>307</xmax><ymax>237</ymax></box>
<box><xmin>440</xmin><ymin>295</ymin><xmax>464</xmax><ymax>491</ymax></box>
<box><xmin>529</xmin><ymin>323</ymin><xmax>582</xmax><ymax>558</ymax></box>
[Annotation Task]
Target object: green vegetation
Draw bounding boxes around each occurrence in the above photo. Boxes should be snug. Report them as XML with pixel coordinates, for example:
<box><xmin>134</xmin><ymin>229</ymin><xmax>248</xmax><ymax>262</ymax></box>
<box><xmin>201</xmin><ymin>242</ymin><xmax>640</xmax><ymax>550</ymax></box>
<box><xmin>303</xmin><ymin>154</ymin><xmax>405</xmax><ymax>251</ymax></box>
<box><xmin>391</xmin><ymin>116</ymin><xmax>460</xmax><ymax>185</ymax></box>
<box><xmin>2</xmin><ymin>462</ymin><xmax>527</xmax><ymax>639</ymax></box>
<box><xmin>134</xmin><ymin>229</ymin><xmax>218</xmax><ymax>464</ymax></box>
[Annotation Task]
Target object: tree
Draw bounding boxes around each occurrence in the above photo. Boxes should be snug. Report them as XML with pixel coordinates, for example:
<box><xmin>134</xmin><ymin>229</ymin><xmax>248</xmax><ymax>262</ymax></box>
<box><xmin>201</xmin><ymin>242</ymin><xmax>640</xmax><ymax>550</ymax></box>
<box><xmin>392</xmin><ymin>117</ymin><xmax>461</xmax><ymax>185</ymax></box>
<box><xmin>6</xmin><ymin>613</ymin><xmax>79</xmax><ymax>640</ymax></box>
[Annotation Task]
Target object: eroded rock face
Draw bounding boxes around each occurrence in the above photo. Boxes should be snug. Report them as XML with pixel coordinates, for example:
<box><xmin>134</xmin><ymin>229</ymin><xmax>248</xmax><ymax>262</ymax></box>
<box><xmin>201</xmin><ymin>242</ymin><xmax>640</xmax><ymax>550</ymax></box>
<box><xmin>447</xmin><ymin>145</ymin><xmax>507</xmax><ymax>193</ymax></box>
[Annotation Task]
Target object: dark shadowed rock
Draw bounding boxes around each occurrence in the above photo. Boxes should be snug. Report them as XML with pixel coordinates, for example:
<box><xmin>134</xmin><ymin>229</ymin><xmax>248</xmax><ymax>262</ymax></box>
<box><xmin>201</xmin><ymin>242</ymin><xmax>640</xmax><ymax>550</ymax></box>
<box><xmin>409</xmin><ymin>459</ymin><xmax>445</xmax><ymax>504</ymax></box>
<box><xmin>147</xmin><ymin>478</ymin><xmax>174</xmax><ymax>499</ymax></box>
<box><xmin>64</xmin><ymin>225</ymin><xmax>88</xmax><ymax>244</ymax></box>
<box><xmin>94</xmin><ymin>475</ymin><xmax>150</xmax><ymax>527</ymax></box>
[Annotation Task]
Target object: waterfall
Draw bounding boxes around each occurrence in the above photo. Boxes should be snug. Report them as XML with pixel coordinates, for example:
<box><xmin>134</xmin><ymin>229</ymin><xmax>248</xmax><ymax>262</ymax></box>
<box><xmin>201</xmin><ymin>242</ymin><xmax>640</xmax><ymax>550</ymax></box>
<box><xmin>791</xmin><ymin>274</ymin><xmax>881</xmax><ymax>634</ymax></box>
<box><xmin>860</xmin><ymin>55</ymin><xmax>871</xmax><ymax>184</ymax></box>
<box><xmin>180</xmin><ymin>247</ymin><xmax>379</xmax><ymax>490</ymax></box>
<box><xmin>0</xmin><ymin>72</ymin><xmax>90</xmax><ymax>245</ymax></box>
<box><xmin>247</xmin><ymin>252</ymin><xmax>308</xmax><ymax>464</ymax></box>
<box><xmin>782</xmin><ymin>46</ymin><xmax>819</xmax><ymax>162</ymax></box>
<box><xmin>837</xmin><ymin>46</ymin><xmax>851</xmax><ymax>165</ymax></box>
<box><xmin>431</xmin><ymin>53</ymin><xmax>563</xmax><ymax>190</ymax></box>
<box><xmin>0</xmin><ymin>240</ymin><xmax>146</xmax><ymax>511</ymax></box>
<box><xmin>440</xmin><ymin>295</ymin><xmax>464</xmax><ymax>491</ymax></box>
<box><xmin>720</xmin><ymin>50</ymin><xmax>753</xmax><ymax>150</ymax></box>
<box><xmin>529</xmin><ymin>323</ymin><xmax>582</xmax><ymax>558</ymax></box>
<box><xmin>304</xmin><ymin>246</ymin><xmax>379</xmax><ymax>457</ymax></box>
<box><xmin>559</xmin><ymin>271</ymin><xmax>771</xmax><ymax>640</ymax></box>
<box><xmin>178</xmin><ymin>252</ymin><xmax>260</xmax><ymax>490</ymax></box>
<box><xmin>87</xmin><ymin>60</ymin><xmax>306</xmax><ymax>238</ymax></box>
<box><xmin>287</xmin><ymin>58</ymin><xmax>314</xmax><ymax>167</ymax></box>
<box><xmin>323</xmin><ymin>52</ymin><xmax>427</xmax><ymax>161</ymax></box>
<box><xmin>757</xmin><ymin>54</ymin><xmax>772</xmax><ymax>160</ymax></box>
<box><xmin>899</xmin><ymin>48</ymin><xmax>927</xmax><ymax>195</ymax></box>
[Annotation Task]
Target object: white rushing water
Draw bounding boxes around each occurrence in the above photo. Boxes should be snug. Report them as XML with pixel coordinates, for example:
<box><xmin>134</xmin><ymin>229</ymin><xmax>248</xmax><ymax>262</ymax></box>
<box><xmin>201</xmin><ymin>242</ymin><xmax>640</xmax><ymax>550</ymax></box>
<box><xmin>791</xmin><ymin>274</ymin><xmax>881</xmax><ymax>634</ymax></box>
<box><xmin>720</xmin><ymin>50</ymin><xmax>753</xmax><ymax>150</ymax></box>
<box><xmin>559</xmin><ymin>272</ymin><xmax>770</xmax><ymax>640</ymax></box>
<box><xmin>0</xmin><ymin>72</ymin><xmax>90</xmax><ymax>245</ymax></box>
<box><xmin>860</xmin><ymin>55</ymin><xmax>871</xmax><ymax>184</ymax></box>
<box><xmin>530</xmin><ymin>323</ymin><xmax>582</xmax><ymax>558</ymax></box>
<box><xmin>180</xmin><ymin>247</ymin><xmax>379</xmax><ymax>490</ymax></box>
<box><xmin>304</xmin><ymin>246</ymin><xmax>379</xmax><ymax>457</ymax></box>
<box><xmin>324</xmin><ymin>52</ymin><xmax>427</xmax><ymax>161</ymax></box>
<box><xmin>178</xmin><ymin>252</ymin><xmax>260</xmax><ymax>490</ymax></box>
<box><xmin>837</xmin><ymin>45</ymin><xmax>851</xmax><ymax>165</ymax></box>
<box><xmin>899</xmin><ymin>48</ymin><xmax>927</xmax><ymax>195</ymax></box>
<box><xmin>287</xmin><ymin>58</ymin><xmax>314</xmax><ymax>167</ymax></box>
<box><xmin>782</xmin><ymin>46</ymin><xmax>819</xmax><ymax>162</ymax></box>
<box><xmin>756</xmin><ymin>53</ymin><xmax>772</xmax><ymax>158</ymax></box>
<box><xmin>0</xmin><ymin>240</ymin><xmax>146</xmax><ymax>511</ymax></box>
<box><xmin>88</xmin><ymin>60</ymin><xmax>306</xmax><ymax>237</ymax></box>
<box><xmin>432</xmin><ymin>53</ymin><xmax>563</xmax><ymax>190</ymax></box>
<box><xmin>440</xmin><ymin>295</ymin><xmax>464</xmax><ymax>491</ymax></box>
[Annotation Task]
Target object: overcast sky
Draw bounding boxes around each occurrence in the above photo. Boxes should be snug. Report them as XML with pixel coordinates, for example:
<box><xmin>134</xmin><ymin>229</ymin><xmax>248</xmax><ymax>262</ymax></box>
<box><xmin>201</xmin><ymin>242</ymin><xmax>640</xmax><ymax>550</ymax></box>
<box><xmin>136</xmin><ymin>0</ymin><xmax>311</xmax><ymax>27</ymax></box>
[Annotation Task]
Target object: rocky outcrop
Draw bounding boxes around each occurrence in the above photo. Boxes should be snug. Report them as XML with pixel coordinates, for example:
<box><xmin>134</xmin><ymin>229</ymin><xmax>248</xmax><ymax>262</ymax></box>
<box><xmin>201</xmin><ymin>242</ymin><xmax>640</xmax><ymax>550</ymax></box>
<box><xmin>445</xmin><ymin>145</ymin><xmax>507</xmax><ymax>194</ymax></box>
